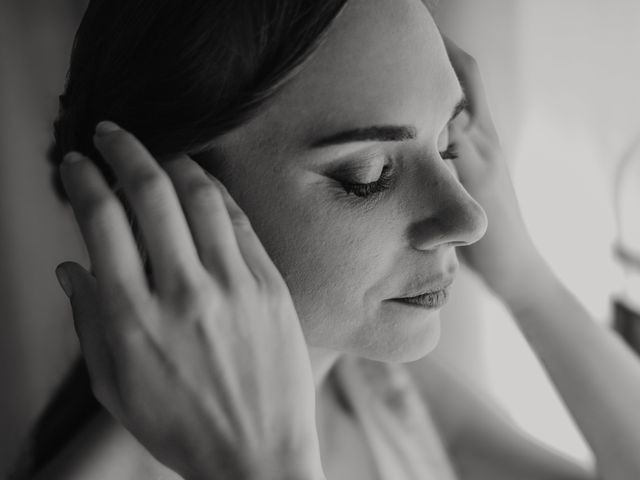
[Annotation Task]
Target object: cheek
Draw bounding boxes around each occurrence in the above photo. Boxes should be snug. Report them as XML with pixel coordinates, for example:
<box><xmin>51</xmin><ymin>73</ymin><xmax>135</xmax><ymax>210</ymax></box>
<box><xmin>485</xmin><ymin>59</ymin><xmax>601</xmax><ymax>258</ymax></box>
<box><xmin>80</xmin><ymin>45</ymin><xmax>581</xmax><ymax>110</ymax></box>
<box><xmin>243</xmin><ymin>184</ymin><xmax>397</xmax><ymax>331</ymax></box>
<box><xmin>222</xmin><ymin>155</ymin><xmax>442</xmax><ymax>354</ymax></box>
<box><xmin>284</xmin><ymin>216</ymin><xmax>395</xmax><ymax>348</ymax></box>
<box><xmin>277</xmin><ymin>204</ymin><xmax>389</xmax><ymax>313</ymax></box>
<box><xmin>232</xmin><ymin>176</ymin><xmax>443</xmax><ymax>361</ymax></box>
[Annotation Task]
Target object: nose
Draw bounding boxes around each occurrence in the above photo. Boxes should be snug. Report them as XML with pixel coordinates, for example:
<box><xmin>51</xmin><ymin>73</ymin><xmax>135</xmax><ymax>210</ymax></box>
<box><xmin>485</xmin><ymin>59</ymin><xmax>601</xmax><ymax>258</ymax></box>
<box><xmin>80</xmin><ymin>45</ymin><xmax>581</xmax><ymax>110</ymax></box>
<box><xmin>407</xmin><ymin>159</ymin><xmax>488</xmax><ymax>251</ymax></box>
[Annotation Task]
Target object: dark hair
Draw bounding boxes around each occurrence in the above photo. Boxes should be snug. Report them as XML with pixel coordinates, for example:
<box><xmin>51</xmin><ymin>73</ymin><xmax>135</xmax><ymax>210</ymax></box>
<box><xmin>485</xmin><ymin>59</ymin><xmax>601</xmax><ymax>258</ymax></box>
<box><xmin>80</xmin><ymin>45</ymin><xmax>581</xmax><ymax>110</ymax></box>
<box><xmin>13</xmin><ymin>1</ymin><xmax>348</xmax><ymax>477</ymax></box>
<box><xmin>49</xmin><ymin>0</ymin><xmax>349</xmax><ymax>202</ymax></box>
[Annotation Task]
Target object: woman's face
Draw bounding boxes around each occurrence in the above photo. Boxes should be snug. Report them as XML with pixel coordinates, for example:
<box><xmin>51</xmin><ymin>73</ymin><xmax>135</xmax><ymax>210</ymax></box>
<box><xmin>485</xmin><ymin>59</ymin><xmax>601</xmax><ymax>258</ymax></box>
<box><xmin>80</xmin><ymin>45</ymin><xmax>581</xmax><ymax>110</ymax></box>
<box><xmin>201</xmin><ymin>0</ymin><xmax>487</xmax><ymax>362</ymax></box>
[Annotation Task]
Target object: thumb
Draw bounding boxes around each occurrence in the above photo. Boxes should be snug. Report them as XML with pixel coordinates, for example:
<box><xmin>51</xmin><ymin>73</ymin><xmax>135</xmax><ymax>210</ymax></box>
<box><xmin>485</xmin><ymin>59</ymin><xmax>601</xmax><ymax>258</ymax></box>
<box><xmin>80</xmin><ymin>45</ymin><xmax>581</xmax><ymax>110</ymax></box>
<box><xmin>55</xmin><ymin>262</ymin><xmax>123</xmax><ymax>415</ymax></box>
<box><xmin>55</xmin><ymin>261</ymin><xmax>99</xmax><ymax>314</ymax></box>
<box><xmin>55</xmin><ymin>261</ymin><xmax>101</xmax><ymax>346</ymax></box>
<box><xmin>55</xmin><ymin>261</ymin><xmax>103</xmax><ymax>356</ymax></box>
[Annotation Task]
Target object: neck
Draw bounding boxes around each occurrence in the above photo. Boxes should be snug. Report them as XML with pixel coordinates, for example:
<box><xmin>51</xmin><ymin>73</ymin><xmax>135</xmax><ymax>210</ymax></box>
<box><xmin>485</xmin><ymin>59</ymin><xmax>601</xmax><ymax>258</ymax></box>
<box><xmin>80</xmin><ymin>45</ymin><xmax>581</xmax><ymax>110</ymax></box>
<box><xmin>308</xmin><ymin>345</ymin><xmax>342</xmax><ymax>389</ymax></box>
<box><xmin>308</xmin><ymin>346</ymin><xmax>346</xmax><ymax>459</ymax></box>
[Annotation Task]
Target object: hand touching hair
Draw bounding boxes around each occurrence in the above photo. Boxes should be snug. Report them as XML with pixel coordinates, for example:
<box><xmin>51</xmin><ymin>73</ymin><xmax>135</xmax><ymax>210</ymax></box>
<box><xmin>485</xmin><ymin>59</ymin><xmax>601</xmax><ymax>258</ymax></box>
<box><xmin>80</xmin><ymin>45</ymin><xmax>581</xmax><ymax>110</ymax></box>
<box><xmin>49</xmin><ymin>0</ymin><xmax>349</xmax><ymax>203</ymax></box>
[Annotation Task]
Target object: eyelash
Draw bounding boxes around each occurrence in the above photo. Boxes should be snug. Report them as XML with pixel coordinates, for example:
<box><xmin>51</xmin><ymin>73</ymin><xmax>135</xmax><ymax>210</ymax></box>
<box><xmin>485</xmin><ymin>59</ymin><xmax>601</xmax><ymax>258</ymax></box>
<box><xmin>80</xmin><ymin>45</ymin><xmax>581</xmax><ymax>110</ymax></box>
<box><xmin>340</xmin><ymin>143</ymin><xmax>459</xmax><ymax>199</ymax></box>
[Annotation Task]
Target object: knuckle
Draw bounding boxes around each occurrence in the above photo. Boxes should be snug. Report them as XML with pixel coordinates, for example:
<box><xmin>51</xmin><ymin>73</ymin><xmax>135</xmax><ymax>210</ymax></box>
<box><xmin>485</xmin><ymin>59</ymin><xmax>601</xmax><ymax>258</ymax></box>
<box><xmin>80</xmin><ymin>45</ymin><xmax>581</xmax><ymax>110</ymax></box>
<box><xmin>101</xmin><ymin>282</ymin><xmax>141</xmax><ymax>317</ymax></box>
<box><xmin>166</xmin><ymin>273</ymin><xmax>214</xmax><ymax>317</ymax></box>
<box><xmin>228</xmin><ymin>268</ymin><xmax>260</xmax><ymax>296</ymax></box>
<box><xmin>265</xmin><ymin>290</ymin><xmax>293</xmax><ymax>323</ymax></box>
<box><xmin>200</xmin><ymin>254</ymin><xmax>236</xmax><ymax>287</ymax></box>
<box><xmin>129</xmin><ymin>169</ymin><xmax>170</xmax><ymax>199</ymax></box>
<box><xmin>230</xmin><ymin>211</ymin><xmax>253</xmax><ymax>231</ymax></box>
<box><xmin>187</xmin><ymin>180</ymin><xmax>224</xmax><ymax>209</ymax></box>
<box><xmin>244</xmin><ymin>265</ymin><xmax>266</xmax><ymax>287</ymax></box>
<box><xmin>256</xmin><ymin>271</ymin><xmax>288</xmax><ymax>299</ymax></box>
<box><xmin>82</xmin><ymin>196</ymin><xmax>121</xmax><ymax>235</ymax></box>
<box><xmin>103</xmin><ymin>316</ymin><xmax>142</xmax><ymax>347</ymax></box>
<box><xmin>100</xmin><ymin>297</ymin><xmax>149</xmax><ymax>344</ymax></box>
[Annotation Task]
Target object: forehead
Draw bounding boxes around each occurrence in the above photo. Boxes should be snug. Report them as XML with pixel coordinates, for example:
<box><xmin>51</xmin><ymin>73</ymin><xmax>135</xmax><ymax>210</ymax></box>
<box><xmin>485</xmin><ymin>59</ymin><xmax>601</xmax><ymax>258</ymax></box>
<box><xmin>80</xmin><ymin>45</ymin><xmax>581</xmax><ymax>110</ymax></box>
<box><xmin>217</xmin><ymin>0</ymin><xmax>461</xmax><ymax>154</ymax></box>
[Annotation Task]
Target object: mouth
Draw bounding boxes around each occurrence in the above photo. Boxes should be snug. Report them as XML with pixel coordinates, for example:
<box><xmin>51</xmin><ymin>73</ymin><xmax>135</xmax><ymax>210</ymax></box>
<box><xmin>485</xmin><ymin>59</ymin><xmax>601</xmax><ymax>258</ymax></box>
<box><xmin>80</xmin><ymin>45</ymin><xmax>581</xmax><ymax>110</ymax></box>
<box><xmin>390</xmin><ymin>287</ymin><xmax>450</xmax><ymax>309</ymax></box>
<box><xmin>388</xmin><ymin>278</ymin><xmax>454</xmax><ymax>310</ymax></box>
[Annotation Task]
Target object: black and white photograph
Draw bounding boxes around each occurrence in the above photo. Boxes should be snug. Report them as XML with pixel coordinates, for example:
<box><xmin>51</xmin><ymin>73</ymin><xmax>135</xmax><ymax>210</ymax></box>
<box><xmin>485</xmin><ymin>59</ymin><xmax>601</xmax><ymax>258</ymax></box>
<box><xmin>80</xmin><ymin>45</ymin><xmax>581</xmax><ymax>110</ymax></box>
<box><xmin>1</xmin><ymin>0</ymin><xmax>640</xmax><ymax>479</ymax></box>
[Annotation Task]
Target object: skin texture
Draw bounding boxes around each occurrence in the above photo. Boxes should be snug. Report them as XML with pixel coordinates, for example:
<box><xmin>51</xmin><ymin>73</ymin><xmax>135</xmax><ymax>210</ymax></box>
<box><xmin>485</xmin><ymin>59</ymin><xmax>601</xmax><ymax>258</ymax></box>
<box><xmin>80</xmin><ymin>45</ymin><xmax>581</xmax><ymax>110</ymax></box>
<box><xmin>51</xmin><ymin>0</ymin><xmax>640</xmax><ymax>478</ymax></box>
<box><xmin>53</xmin><ymin>1</ymin><xmax>487</xmax><ymax>478</ymax></box>
<box><xmin>51</xmin><ymin>1</ymin><xmax>489</xmax><ymax>479</ymax></box>
<box><xmin>198</xmin><ymin>0</ymin><xmax>487</xmax><ymax>366</ymax></box>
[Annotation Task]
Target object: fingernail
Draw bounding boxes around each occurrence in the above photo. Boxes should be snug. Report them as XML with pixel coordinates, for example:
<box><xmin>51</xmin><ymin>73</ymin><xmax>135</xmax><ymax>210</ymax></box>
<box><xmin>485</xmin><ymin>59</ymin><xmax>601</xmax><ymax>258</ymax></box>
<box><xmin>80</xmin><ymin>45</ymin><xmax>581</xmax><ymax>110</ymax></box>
<box><xmin>95</xmin><ymin>121</ymin><xmax>120</xmax><ymax>137</ymax></box>
<box><xmin>62</xmin><ymin>151</ymin><xmax>85</xmax><ymax>165</ymax></box>
<box><xmin>55</xmin><ymin>266</ymin><xmax>73</xmax><ymax>297</ymax></box>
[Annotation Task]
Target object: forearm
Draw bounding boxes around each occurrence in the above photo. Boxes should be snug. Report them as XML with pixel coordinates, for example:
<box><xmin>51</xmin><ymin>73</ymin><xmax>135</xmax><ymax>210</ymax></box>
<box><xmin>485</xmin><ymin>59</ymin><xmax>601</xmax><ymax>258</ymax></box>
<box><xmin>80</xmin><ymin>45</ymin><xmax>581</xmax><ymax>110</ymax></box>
<box><xmin>503</xmin><ymin>259</ymin><xmax>640</xmax><ymax>480</ymax></box>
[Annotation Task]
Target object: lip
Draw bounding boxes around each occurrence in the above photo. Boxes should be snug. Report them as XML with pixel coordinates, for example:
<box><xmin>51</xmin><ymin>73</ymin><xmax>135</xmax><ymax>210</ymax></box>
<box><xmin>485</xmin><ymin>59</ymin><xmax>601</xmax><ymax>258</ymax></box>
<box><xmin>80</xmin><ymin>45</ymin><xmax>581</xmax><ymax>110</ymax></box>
<box><xmin>390</xmin><ymin>286</ymin><xmax>451</xmax><ymax>309</ymax></box>
<box><xmin>395</xmin><ymin>277</ymin><xmax>454</xmax><ymax>299</ymax></box>
<box><xmin>388</xmin><ymin>277</ymin><xmax>454</xmax><ymax>310</ymax></box>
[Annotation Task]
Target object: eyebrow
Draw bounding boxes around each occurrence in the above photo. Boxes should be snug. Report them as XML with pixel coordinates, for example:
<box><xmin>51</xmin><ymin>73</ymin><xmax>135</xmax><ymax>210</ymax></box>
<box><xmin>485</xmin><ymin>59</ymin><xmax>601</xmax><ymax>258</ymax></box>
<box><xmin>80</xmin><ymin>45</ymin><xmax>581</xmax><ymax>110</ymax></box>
<box><xmin>310</xmin><ymin>95</ymin><xmax>468</xmax><ymax>148</ymax></box>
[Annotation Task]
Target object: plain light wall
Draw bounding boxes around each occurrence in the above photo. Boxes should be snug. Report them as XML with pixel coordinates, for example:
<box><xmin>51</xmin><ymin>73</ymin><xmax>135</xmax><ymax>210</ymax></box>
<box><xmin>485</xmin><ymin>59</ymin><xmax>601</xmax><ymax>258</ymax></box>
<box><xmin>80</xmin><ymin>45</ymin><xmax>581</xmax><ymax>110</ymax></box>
<box><xmin>436</xmin><ymin>0</ymin><xmax>640</xmax><ymax>467</ymax></box>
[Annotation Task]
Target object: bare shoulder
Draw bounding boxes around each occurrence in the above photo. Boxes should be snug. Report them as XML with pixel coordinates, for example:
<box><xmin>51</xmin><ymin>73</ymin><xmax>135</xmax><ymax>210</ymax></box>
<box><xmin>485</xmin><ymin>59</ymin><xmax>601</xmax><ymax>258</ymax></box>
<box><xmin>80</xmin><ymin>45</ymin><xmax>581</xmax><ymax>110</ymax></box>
<box><xmin>404</xmin><ymin>356</ymin><xmax>596</xmax><ymax>480</ymax></box>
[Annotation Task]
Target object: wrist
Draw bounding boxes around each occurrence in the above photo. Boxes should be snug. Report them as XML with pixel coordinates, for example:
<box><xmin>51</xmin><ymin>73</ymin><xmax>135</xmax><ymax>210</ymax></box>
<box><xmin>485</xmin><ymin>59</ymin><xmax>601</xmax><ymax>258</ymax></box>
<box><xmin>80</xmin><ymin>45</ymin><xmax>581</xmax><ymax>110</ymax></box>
<box><xmin>187</xmin><ymin>455</ymin><xmax>326</xmax><ymax>480</ymax></box>
<box><xmin>248</xmin><ymin>444</ymin><xmax>327</xmax><ymax>480</ymax></box>
<box><xmin>498</xmin><ymin>254</ymin><xmax>560</xmax><ymax>317</ymax></box>
<box><xmin>188</xmin><ymin>467</ymin><xmax>326</xmax><ymax>480</ymax></box>
<box><xmin>189</xmin><ymin>472</ymin><xmax>325</xmax><ymax>480</ymax></box>
<box><xmin>184</xmin><ymin>427</ymin><xmax>325</xmax><ymax>480</ymax></box>
<box><xmin>476</xmin><ymin>241</ymin><xmax>547</xmax><ymax>308</ymax></box>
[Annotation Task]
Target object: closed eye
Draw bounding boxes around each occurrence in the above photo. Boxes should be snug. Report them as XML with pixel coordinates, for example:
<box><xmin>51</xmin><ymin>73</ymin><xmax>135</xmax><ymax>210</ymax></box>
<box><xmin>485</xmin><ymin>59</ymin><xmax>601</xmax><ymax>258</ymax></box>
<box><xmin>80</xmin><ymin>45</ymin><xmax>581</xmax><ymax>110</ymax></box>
<box><xmin>340</xmin><ymin>142</ymin><xmax>459</xmax><ymax>199</ymax></box>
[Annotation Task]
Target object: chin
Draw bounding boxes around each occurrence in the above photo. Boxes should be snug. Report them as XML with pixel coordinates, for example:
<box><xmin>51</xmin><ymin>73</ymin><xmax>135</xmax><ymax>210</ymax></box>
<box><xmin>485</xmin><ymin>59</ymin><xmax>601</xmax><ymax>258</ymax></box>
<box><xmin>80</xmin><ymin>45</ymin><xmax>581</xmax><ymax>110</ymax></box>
<box><xmin>348</xmin><ymin>311</ymin><xmax>443</xmax><ymax>364</ymax></box>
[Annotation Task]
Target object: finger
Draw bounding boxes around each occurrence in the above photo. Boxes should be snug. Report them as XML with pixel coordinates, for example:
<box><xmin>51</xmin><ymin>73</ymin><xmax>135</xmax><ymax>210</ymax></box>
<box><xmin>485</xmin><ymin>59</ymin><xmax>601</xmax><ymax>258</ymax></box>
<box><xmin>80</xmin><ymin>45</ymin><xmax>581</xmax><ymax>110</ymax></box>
<box><xmin>113</xmin><ymin>186</ymin><xmax>155</xmax><ymax>290</ymax></box>
<box><xmin>448</xmin><ymin>121</ymin><xmax>480</xmax><ymax>186</ymax></box>
<box><xmin>443</xmin><ymin>36</ymin><xmax>498</xmax><ymax>139</ymax></box>
<box><xmin>206</xmin><ymin>170</ymin><xmax>287</xmax><ymax>287</ymax></box>
<box><xmin>57</xmin><ymin>261</ymin><xmax>125</xmax><ymax>420</ymax></box>
<box><xmin>162</xmin><ymin>156</ymin><xmax>285</xmax><ymax>287</ymax></box>
<box><xmin>59</xmin><ymin>152</ymin><xmax>150</xmax><ymax>301</ymax></box>
<box><xmin>159</xmin><ymin>156</ymin><xmax>247</xmax><ymax>283</ymax></box>
<box><xmin>92</xmin><ymin>122</ymin><xmax>204</xmax><ymax>295</ymax></box>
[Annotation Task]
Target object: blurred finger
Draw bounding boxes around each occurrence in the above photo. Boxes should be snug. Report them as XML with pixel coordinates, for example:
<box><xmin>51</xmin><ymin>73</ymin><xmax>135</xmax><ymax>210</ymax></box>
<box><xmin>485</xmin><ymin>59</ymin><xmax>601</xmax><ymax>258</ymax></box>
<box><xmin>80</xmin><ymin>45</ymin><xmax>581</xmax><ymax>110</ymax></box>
<box><xmin>92</xmin><ymin>122</ymin><xmax>204</xmax><ymax>296</ymax></box>
<box><xmin>448</xmin><ymin>118</ymin><xmax>485</xmax><ymax>186</ymax></box>
<box><xmin>162</xmin><ymin>155</ymin><xmax>285</xmax><ymax>287</ymax></box>
<box><xmin>208</xmin><ymin>172</ymin><xmax>286</xmax><ymax>287</ymax></box>
<box><xmin>443</xmin><ymin>36</ymin><xmax>498</xmax><ymax>139</ymax></box>
<box><xmin>60</xmin><ymin>152</ymin><xmax>150</xmax><ymax>302</ymax></box>
<box><xmin>160</xmin><ymin>156</ymin><xmax>247</xmax><ymax>282</ymax></box>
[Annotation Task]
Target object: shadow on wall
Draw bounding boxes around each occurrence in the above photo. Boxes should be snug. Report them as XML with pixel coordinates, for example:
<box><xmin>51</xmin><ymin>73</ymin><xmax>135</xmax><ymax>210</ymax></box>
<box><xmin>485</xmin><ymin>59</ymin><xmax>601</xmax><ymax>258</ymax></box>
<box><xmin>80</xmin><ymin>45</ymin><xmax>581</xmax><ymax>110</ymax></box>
<box><xmin>0</xmin><ymin>1</ymin><xmax>88</xmax><ymax>475</ymax></box>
